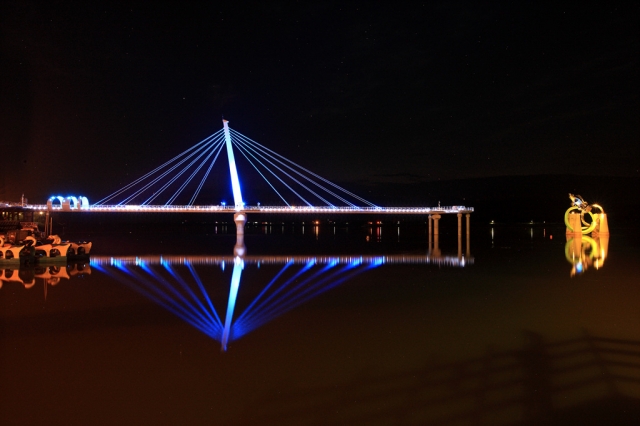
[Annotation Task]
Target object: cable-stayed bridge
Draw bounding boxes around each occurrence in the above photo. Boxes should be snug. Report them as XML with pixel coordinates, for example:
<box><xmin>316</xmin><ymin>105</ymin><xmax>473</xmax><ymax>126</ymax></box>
<box><xmin>28</xmin><ymin>120</ymin><xmax>473</xmax><ymax>218</ymax></box>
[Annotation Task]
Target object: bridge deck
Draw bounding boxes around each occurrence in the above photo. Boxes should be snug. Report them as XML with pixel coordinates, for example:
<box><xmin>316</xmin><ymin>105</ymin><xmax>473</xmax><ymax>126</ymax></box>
<box><xmin>27</xmin><ymin>204</ymin><xmax>473</xmax><ymax>215</ymax></box>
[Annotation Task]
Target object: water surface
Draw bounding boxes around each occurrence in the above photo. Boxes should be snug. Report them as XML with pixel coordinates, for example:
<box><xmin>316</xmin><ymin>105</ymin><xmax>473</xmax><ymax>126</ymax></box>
<box><xmin>1</xmin><ymin>223</ymin><xmax>638</xmax><ymax>425</ymax></box>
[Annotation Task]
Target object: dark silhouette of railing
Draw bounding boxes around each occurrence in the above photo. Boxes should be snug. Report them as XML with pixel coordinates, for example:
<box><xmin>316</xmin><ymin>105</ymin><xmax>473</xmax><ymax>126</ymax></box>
<box><xmin>235</xmin><ymin>330</ymin><xmax>640</xmax><ymax>425</ymax></box>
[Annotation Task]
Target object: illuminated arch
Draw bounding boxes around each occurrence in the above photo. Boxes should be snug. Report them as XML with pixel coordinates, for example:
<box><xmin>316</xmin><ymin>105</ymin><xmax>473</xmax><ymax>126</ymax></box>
<box><xmin>49</xmin><ymin>196</ymin><xmax>65</xmax><ymax>208</ymax></box>
<box><xmin>67</xmin><ymin>196</ymin><xmax>79</xmax><ymax>209</ymax></box>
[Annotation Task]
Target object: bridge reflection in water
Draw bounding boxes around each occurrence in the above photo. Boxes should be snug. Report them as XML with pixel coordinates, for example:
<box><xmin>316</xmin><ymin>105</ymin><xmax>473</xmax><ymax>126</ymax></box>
<box><xmin>90</xmin><ymin>239</ymin><xmax>473</xmax><ymax>351</ymax></box>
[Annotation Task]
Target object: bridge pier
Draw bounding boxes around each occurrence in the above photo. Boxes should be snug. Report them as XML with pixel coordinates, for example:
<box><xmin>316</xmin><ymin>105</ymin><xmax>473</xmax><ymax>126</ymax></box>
<box><xmin>427</xmin><ymin>212</ymin><xmax>472</xmax><ymax>259</ymax></box>
<box><xmin>431</xmin><ymin>214</ymin><xmax>441</xmax><ymax>256</ymax></box>
<box><xmin>428</xmin><ymin>215</ymin><xmax>432</xmax><ymax>254</ymax></box>
<box><xmin>432</xmin><ymin>214</ymin><xmax>441</xmax><ymax>235</ymax></box>
<box><xmin>234</xmin><ymin>212</ymin><xmax>247</xmax><ymax>236</ymax></box>
<box><xmin>466</xmin><ymin>213</ymin><xmax>470</xmax><ymax>236</ymax></box>
<box><xmin>456</xmin><ymin>213</ymin><xmax>472</xmax><ymax>236</ymax></box>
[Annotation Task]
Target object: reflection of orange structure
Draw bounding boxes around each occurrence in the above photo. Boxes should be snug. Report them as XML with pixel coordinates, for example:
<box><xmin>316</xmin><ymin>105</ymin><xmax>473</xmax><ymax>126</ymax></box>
<box><xmin>591</xmin><ymin>211</ymin><xmax>609</xmax><ymax>235</ymax></box>
<box><xmin>565</xmin><ymin>234</ymin><xmax>609</xmax><ymax>277</ymax></box>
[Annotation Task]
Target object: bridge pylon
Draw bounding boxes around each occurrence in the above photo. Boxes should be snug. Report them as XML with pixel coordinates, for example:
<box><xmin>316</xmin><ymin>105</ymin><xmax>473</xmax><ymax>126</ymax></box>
<box><xmin>223</xmin><ymin>119</ymin><xmax>244</xmax><ymax>211</ymax></box>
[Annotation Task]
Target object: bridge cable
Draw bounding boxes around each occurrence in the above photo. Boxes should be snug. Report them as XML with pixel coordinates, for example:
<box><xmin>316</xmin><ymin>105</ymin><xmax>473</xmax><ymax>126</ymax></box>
<box><xmin>232</xmin><ymin>138</ymin><xmax>327</xmax><ymax>206</ymax></box>
<box><xmin>232</xmin><ymin>142</ymin><xmax>300</xmax><ymax>207</ymax></box>
<box><xmin>232</xmin><ymin>132</ymin><xmax>343</xmax><ymax>206</ymax></box>
<box><xmin>189</xmin><ymin>140</ymin><xmax>226</xmax><ymax>206</ymax></box>
<box><xmin>94</xmin><ymin>129</ymin><xmax>223</xmax><ymax>205</ymax></box>
<box><xmin>137</xmin><ymin>136</ymin><xmax>224</xmax><ymax>205</ymax></box>
<box><xmin>142</xmin><ymin>135</ymin><xmax>224</xmax><ymax>205</ymax></box>
<box><xmin>165</xmin><ymin>137</ymin><xmax>226</xmax><ymax>205</ymax></box>
<box><xmin>118</xmin><ymin>134</ymin><xmax>222</xmax><ymax>205</ymax></box>
<box><xmin>230</xmin><ymin>128</ymin><xmax>378</xmax><ymax>207</ymax></box>
<box><xmin>232</xmin><ymin>131</ymin><xmax>359</xmax><ymax>207</ymax></box>
<box><xmin>233</xmin><ymin>137</ymin><xmax>337</xmax><ymax>207</ymax></box>
<box><xmin>232</xmin><ymin>135</ymin><xmax>334</xmax><ymax>207</ymax></box>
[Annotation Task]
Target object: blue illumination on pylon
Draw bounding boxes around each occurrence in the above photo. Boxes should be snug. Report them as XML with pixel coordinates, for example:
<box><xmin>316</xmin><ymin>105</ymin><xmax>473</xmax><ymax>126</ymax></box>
<box><xmin>223</xmin><ymin>120</ymin><xmax>244</xmax><ymax>211</ymax></box>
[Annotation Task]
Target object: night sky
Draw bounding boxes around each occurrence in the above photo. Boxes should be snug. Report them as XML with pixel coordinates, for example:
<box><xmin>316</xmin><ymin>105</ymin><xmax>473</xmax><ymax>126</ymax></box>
<box><xmin>1</xmin><ymin>1</ymin><xmax>637</xmax><ymax>205</ymax></box>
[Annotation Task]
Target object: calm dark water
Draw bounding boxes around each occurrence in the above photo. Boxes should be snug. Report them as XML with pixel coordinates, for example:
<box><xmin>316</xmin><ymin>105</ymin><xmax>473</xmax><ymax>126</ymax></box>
<box><xmin>1</xmin><ymin>222</ymin><xmax>639</xmax><ymax>425</ymax></box>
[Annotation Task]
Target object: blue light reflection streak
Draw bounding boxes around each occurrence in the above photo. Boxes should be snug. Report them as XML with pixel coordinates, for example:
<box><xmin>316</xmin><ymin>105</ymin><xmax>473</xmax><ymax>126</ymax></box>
<box><xmin>221</xmin><ymin>258</ymin><xmax>243</xmax><ymax>350</ymax></box>
<box><xmin>92</xmin><ymin>255</ymin><xmax>382</xmax><ymax>351</ymax></box>
<box><xmin>92</xmin><ymin>263</ymin><xmax>222</xmax><ymax>338</ymax></box>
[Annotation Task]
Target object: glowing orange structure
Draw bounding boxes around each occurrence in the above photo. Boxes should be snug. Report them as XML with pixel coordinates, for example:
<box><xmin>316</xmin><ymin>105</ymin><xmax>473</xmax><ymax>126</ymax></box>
<box><xmin>564</xmin><ymin>193</ymin><xmax>608</xmax><ymax>235</ymax></box>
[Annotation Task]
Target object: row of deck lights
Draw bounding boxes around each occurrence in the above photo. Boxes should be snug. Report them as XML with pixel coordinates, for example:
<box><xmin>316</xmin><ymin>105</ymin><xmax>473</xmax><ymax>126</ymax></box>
<box><xmin>32</xmin><ymin>199</ymin><xmax>473</xmax><ymax>213</ymax></box>
<box><xmin>65</xmin><ymin>205</ymin><xmax>473</xmax><ymax>212</ymax></box>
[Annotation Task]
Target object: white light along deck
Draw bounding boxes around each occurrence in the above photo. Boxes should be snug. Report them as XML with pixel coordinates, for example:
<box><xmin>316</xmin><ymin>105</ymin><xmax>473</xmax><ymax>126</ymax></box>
<box><xmin>25</xmin><ymin>204</ymin><xmax>473</xmax><ymax>215</ymax></box>
<box><xmin>91</xmin><ymin>253</ymin><xmax>474</xmax><ymax>267</ymax></box>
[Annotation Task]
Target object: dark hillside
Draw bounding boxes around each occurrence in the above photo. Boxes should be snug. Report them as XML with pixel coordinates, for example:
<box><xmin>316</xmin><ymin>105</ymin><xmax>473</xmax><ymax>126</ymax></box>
<box><xmin>354</xmin><ymin>175</ymin><xmax>639</xmax><ymax>225</ymax></box>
